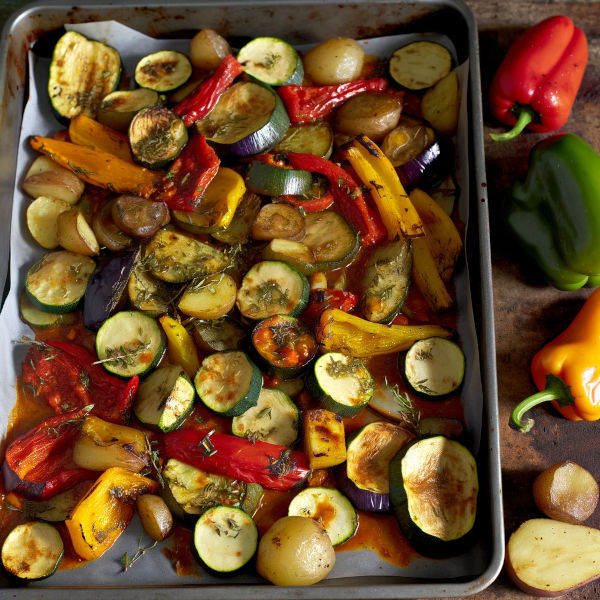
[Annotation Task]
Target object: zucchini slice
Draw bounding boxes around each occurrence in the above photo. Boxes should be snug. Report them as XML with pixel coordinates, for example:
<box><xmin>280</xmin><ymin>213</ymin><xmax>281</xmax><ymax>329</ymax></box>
<box><xmin>275</xmin><ymin>123</ymin><xmax>334</xmax><ymax>159</ymax></box>
<box><xmin>193</xmin><ymin>505</ymin><xmax>258</xmax><ymax>574</ymax></box>
<box><xmin>288</xmin><ymin>487</ymin><xmax>357</xmax><ymax>546</ymax></box>
<box><xmin>19</xmin><ymin>290</ymin><xmax>77</xmax><ymax>329</ymax></box>
<box><xmin>128</xmin><ymin>106</ymin><xmax>188</xmax><ymax>169</ymax></box>
<box><xmin>98</xmin><ymin>88</ymin><xmax>160</xmax><ymax>132</ymax></box>
<box><xmin>135</xmin><ymin>365</ymin><xmax>195</xmax><ymax>432</ymax></box>
<box><xmin>246</xmin><ymin>161</ymin><xmax>313</xmax><ymax>197</ymax></box>
<box><xmin>191</xmin><ymin>317</ymin><xmax>246</xmax><ymax>353</ymax></box>
<box><xmin>128</xmin><ymin>261</ymin><xmax>178</xmax><ymax>317</ymax></box>
<box><xmin>232</xmin><ymin>387</ymin><xmax>299</xmax><ymax>446</ymax></box>
<box><xmin>134</xmin><ymin>50</ymin><xmax>192</xmax><ymax>92</ymax></box>
<box><xmin>95</xmin><ymin>310</ymin><xmax>166</xmax><ymax>377</ymax></box>
<box><xmin>144</xmin><ymin>228</ymin><xmax>229</xmax><ymax>283</ymax></box>
<box><xmin>194</xmin><ymin>351</ymin><xmax>262</xmax><ymax>417</ymax></box>
<box><xmin>262</xmin><ymin>239</ymin><xmax>315</xmax><ymax>275</ymax></box>
<box><xmin>389</xmin><ymin>436</ymin><xmax>478</xmax><ymax>557</ymax></box>
<box><xmin>195</xmin><ymin>81</ymin><xmax>289</xmax><ymax>156</ymax></box>
<box><xmin>1</xmin><ymin>521</ymin><xmax>64</xmax><ymax>580</ymax></box>
<box><xmin>25</xmin><ymin>251</ymin><xmax>95</xmax><ymax>313</ymax></box>
<box><xmin>178</xmin><ymin>273</ymin><xmax>237</xmax><ymax>320</ymax></box>
<box><xmin>346</xmin><ymin>421</ymin><xmax>413</xmax><ymax>494</ymax></box>
<box><xmin>308</xmin><ymin>352</ymin><xmax>374</xmax><ymax>417</ymax></box>
<box><xmin>237</xmin><ymin>37</ymin><xmax>303</xmax><ymax>86</ymax></box>
<box><xmin>211</xmin><ymin>191</ymin><xmax>262</xmax><ymax>245</ymax></box>
<box><xmin>404</xmin><ymin>337</ymin><xmax>465</xmax><ymax>396</ymax></box>
<box><xmin>236</xmin><ymin>260</ymin><xmax>309</xmax><ymax>320</ymax></box>
<box><xmin>251</xmin><ymin>314</ymin><xmax>318</xmax><ymax>379</ymax></box>
<box><xmin>388</xmin><ymin>41</ymin><xmax>452</xmax><ymax>91</ymax></box>
<box><xmin>360</xmin><ymin>238</ymin><xmax>412</xmax><ymax>323</ymax></box>
<box><xmin>48</xmin><ymin>30</ymin><xmax>121</xmax><ymax>119</ymax></box>
<box><xmin>303</xmin><ymin>211</ymin><xmax>360</xmax><ymax>271</ymax></box>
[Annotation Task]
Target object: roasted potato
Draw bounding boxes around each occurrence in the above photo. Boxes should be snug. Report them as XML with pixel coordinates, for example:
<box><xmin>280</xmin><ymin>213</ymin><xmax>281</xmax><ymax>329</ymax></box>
<box><xmin>251</xmin><ymin>203</ymin><xmax>305</xmax><ymax>241</ymax></box>
<box><xmin>256</xmin><ymin>516</ymin><xmax>335</xmax><ymax>585</ymax></box>
<box><xmin>26</xmin><ymin>196</ymin><xmax>72</xmax><ymax>249</ymax></box>
<box><xmin>421</xmin><ymin>69</ymin><xmax>460</xmax><ymax>136</ymax></box>
<box><xmin>56</xmin><ymin>208</ymin><xmax>100</xmax><ymax>256</ymax></box>
<box><xmin>189</xmin><ymin>29</ymin><xmax>231</xmax><ymax>71</ymax></box>
<box><xmin>303</xmin><ymin>37</ymin><xmax>364</xmax><ymax>85</ymax></box>
<box><xmin>533</xmin><ymin>461</ymin><xmax>599</xmax><ymax>524</ymax></box>
<box><xmin>136</xmin><ymin>494</ymin><xmax>173</xmax><ymax>541</ymax></box>
<box><xmin>22</xmin><ymin>156</ymin><xmax>84</xmax><ymax>205</ymax></box>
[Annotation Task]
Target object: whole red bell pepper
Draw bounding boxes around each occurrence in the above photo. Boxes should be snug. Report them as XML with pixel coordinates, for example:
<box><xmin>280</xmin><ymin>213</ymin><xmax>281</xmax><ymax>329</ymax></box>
<box><xmin>286</xmin><ymin>152</ymin><xmax>386</xmax><ymax>246</ymax></box>
<box><xmin>2</xmin><ymin>408</ymin><xmax>95</xmax><ymax>500</ymax></box>
<box><xmin>278</xmin><ymin>78</ymin><xmax>389</xmax><ymax>125</ymax></box>
<box><xmin>151</xmin><ymin>134</ymin><xmax>220</xmax><ymax>212</ymax></box>
<box><xmin>163</xmin><ymin>429</ymin><xmax>311</xmax><ymax>491</ymax></box>
<box><xmin>489</xmin><ymin>15</ymin><xmax>588</xmax><ymax>141</ymax></box>
<box><xmin>173</xmin><ymin>54</ymin><xmax>243</xmax><ymax>126</ymax></box>
<box><xmin>21</xmin><ymin>340</ymin><xmax>138</xmax><ymax>424</ymax></box>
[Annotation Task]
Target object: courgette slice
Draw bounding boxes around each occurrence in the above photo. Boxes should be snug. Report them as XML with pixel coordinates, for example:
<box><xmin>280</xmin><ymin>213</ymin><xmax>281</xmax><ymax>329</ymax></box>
<box><xmin>194</xmin><ymin>351</ymin><xmax>262</xmax><ymax>417</ymax></box>
<box><xmin>232</xmin><ymin>387</ymin><xmax>299</xmax><ymax>446</ymax></box>
<box><xmin>48</xmin><ymin>30</ymin><xmax>121</xmax><ymax>119</ymax></box>
<box><xmin>135</xmin><ymin>365</ymin><xmax>195</xmax><ymax>432</ymax></box>
<box><xmin>360</xmin><ymin>238</ymin><xmax>412</xmax><ymax>323</ymax></box>
<box><xmin>134</xmin><ymin>50</ymin><xmax>192</xmax><ymax>92</ymax></box>
<box><xmin>1</xmin><ymin>521</ymin><xmax>64</xmax><ymax>580</ymax></box>
<box><xmin>389</xmin><ymin>436</ymin><xmax>478</xmax><ymax>557</ymax></box>
<box><xmin>404</xmin><ymin>337</ymin><xmax>465</xmax><ymax>396</ymax></box>
<box><xmin>19</xmin><ymin>289</ymin><xmax>77</xmax><ymax>329</ymax></box>
<box><xmin>288</xmin><ymin>487</ymin><xmax>357</xmax><ymax>546</ymax></box>
<box><xmin>128</xmin><ymin>261</ymin><xmax>178</xmax><ymax>317</ymax></box>
<box><xmin>388</xmin><ymin>41</ymin><xmax>452</xmax><ymax>91</ymax></box>
<box><xmin>236</xmin><ymin>260</ymin><xmax>309</xmax><ymax>320</ymax></box>
<box><xmin>237</xmin><ymin>37</ymin><xmax>303</xmax><ymax>86</ymax></box>
<box><xmin>25</xmin><ymin>251</ymin><xmax>96</xmax><ymax>314</ymax></box>
<box><xmin>251</xmin><ymin>314</ymin><xmax>318</xmax><ymax>379</ymax></box>
<box><xmin>303</xmin><ymin>211</ymin><xmax>360</xmax><ymax>271</ymax></box>
<box><xmin>95</xmin><ymin>310</ymin><xmax>166</xmax><ymax>377</ymax></box>
<box><xmin>275</xmin><ymin>123</ymin><xmax>334</xmax><ymax>159</ymax></box>
<box><xmin>98</xmin><ymin>88</ymin><xmax>161</xmax><ymax>132</ymax></box>
<box><xmin>128</xmin><ymin>106</ymin><xmax>188</xmax><ymax>169</ymax></box>
<box><xmin>262</xmin><ymin>239</ymin><xmax>315</xmax><ymax>276</ymax></box>
<box><xmin>308</xmin><ymin>352</ymin><xmax>374</xmax><ymax>418</ymax></box>
<box><xmin>246</xmin><ymin>161</ymin><xmax>313</xmax><ymax>197</ymax></box>
<box><xmin>193</xmin><ymin>505</ymin><xmax>258</xmax><ymax>574</ymax></box>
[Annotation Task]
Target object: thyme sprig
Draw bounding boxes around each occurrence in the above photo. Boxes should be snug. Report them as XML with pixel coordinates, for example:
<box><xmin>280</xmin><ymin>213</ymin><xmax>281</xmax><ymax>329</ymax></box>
<box><xmin>385</xmin><ymin>377</ymin><xmax>421</xmax><ymax>435</ymax></box>
<box><xmin>121</xmin><ymin>535</ymin><xmax>158</xmax><ymax>572</ymax></box>
<box><xmin>144</xmin><ymin>434</ymin><xmax>164</xmax><ymax>488</ymax></box>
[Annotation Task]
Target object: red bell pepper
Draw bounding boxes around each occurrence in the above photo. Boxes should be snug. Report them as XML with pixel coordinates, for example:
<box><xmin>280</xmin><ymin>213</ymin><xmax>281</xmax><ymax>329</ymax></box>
<box><xmin>2</xmin><ymin>408</ymin><xmax>95</xmax><ymax>500</ymax></box>
<box><xmin>286</xmin><ymin>152</ymin><xmax>386</xmax><ymax>246</ymax></box>
<box><xmin>281</xmin><ymin>189</ymin><xmax>334</xmax><ymax>212</ymax></box>
<box><xmin>151</xmin><ymin>134</ymin><xmax>220</xmax><ymax>212</ymax></box>
<box><xmin>163</xmin><ymin>429</ymin><xmax>311</xmax><ymax>491</ymax></box>
<box><xmin>21</xmin><ymin>340</ymin><xmax>138</xmax><ymax>424</ymax></box>
<box><xmin>489</xmin><ymin>16</ymin><xmax>588</xmax><ymax>141</ymax></box>
<box><xmin>173</xmin><ymin>54</ymin><xmax>244</xmax><ymax>126</ymax></box>
<box><xmin>302</xmin><ymin>288</ymin><xmax>358</xmax><ymax>321</ymax></box>
<box><xmin>278</xmin><ymin>78</ymin><xmax>388</xmax><ymax>125</ymax></box>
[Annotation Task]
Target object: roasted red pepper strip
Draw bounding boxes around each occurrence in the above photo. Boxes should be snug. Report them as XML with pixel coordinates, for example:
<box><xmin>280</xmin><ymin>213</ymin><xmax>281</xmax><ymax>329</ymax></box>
<box><xmin>281</xmin><ymin>190</ymin><xmax>334</xmax><ymax>212</ymax></box>
<box><xmin>21</xmin><ymin>340</ymin><xmax>138</xmax><ymax>424</ymax></box>
<box><xmin>489</xmin><ymin>16</ymin><xmax>588</xmax><ymax>141</ymax></box>
<box><xmin>278</xmin><ymin>78</ymin><xmax>388</xmax><ymax>125</ymax></box>
<box><xmin>302</xmin><ymin>288</ymin><xmax>358</xmax><ymax>321</ymax></box>
<box><xmin>2</xmin><ymin>408</ymin><xmax>95</xmax><ymax>500</ymax></box>
<box><xmin>150</xmin><ymin>134</ymin><xmax>220</xmax><ymax>212</ymax></box>
<box><xmin>163</xmin><ymin>429</ymin><xmax>311</xmax><ymax>491</ymax></box>
<box><xmin>286</xmin><ymin>152</ymin><xmax>386</xmax><ymax>246</ymax></box>
<box><xmin>173</xmin><ymin>54</ymin><xmax>244</xmax><ymax>126</ymax></box>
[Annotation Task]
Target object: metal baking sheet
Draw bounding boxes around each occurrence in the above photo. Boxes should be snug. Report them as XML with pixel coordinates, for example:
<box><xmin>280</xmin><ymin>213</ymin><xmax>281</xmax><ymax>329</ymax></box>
<box><xmin>0</xmin><ymin>1</ymin><xmax>503</xmax><ymax>597</ymax></box>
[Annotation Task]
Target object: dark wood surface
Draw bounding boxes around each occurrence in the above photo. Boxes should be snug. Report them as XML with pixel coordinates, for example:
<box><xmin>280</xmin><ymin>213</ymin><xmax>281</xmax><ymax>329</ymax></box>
<box><xmin>1</xmin><ymin>0</ymin><xmax>600</xmax><ymax>598</ymax></box>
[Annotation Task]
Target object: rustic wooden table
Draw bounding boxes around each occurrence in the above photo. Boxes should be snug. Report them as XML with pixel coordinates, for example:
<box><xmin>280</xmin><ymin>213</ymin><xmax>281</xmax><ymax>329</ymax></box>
<box><xmin>1</xmin><ymin>0</ymin><xmax>599</xmax><ymax>598</ymax></box>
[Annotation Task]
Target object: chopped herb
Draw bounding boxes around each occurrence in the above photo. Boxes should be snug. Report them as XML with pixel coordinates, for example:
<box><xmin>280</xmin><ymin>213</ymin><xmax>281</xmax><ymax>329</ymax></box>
<box><xmin>121</xmin><ymin>535</ymin><xmax>158</xmax><ymax>572</ymax></box>
<box><xmin>385</xmin><ymin>378</ymin><xmax>420</xmax><ymax>434</ymax></box>
<box><xmin>144</xmin><ymin>434</ymin><xmax>164</xmax><ymax>488</ymax></box>
<box><xmin>266</xmin><ymin>448</ymin><xmax>296</xmax><ymax>479</ymax></box>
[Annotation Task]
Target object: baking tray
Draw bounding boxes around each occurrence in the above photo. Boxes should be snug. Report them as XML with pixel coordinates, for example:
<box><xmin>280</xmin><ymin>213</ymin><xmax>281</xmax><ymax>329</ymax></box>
<box><xmin>0</xmin><ymin>0</ymin><xmax>503</xmax><ymax>597</ymax></box>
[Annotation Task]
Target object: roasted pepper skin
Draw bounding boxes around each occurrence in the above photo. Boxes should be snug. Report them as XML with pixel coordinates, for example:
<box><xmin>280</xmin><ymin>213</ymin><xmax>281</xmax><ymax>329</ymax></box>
<box><xmin>510</xmin><ymin>289</ymin><xmax>600</xmax><ymax>431</ymax></box>
<box><xmin>489</xmin><ymin>16</ymin><xmax>588</xmax><ymax>140</ymax></box>
<box><xmin>505</xmin><ymin>133</ymin><xmax>600</xmax><ymax>291</ymax></box>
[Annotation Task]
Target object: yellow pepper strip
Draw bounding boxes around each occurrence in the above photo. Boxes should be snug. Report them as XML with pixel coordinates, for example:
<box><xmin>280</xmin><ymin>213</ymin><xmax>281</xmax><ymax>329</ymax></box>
<box><xmin>68</xmin><ymin>114</ymin><xmax>134</xmax><ymax>163</ymax></box>
<box><xmin>343</xmin><ymin>134</ymin><xmax>424</xmax><ymax>239</ymax></box>
<box><xmin>30</xmin><ymin>136</ymin><xmax>159</xmax><ymax>197</ymax></box>
<box><xmin>315</xmin><ymin>308</ymin><xmax>453</xmax><ymax>357</ymax></box>
<box><xmin>412</xmin><ymin>236</ymin><xmax>454</xmax><ymax>311</ymax></box>
<box><xmin>159</xmin><ymin>315</ymin><xmax>201</xmax><ymax>378</ymax></box>
<box><xmin>65</xmin><ymin>467</ymin><xmax>158</xmax><ymax>560</ymax></box>
<box><xmin>410</xmin><ymin>188</ymin><xmax>463</xmax><ymax>283</ymax></box>
<box><xmin>171</xmin><ymin>167</ymin><xmax>246</xmax><ymax>231</ymax></box>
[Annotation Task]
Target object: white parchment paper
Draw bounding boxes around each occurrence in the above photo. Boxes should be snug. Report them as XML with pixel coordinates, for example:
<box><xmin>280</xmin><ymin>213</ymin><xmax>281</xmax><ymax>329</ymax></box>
<box><xmin>0</xmin><ymin>21</ymin><xmax>483</xmax><ymax>587</ymax></box>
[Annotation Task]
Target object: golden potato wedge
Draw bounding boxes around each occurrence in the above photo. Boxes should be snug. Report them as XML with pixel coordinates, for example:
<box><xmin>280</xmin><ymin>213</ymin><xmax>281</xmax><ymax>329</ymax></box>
<box><xmin>22</xmin><ymin>156</ymin><xmax>84</xmax><ymax>205</ymax></box>
<box><xmin>506</xmin><ymin>518</ymin><xmax>600</xmax><ymax>596</ymax></box>
<box><xmin>26</xmin><ymin>196</ymin><xmax>72</xmax><ymax>249</ymax></box>
<box><xmin>533</xmin><ymin>461</ymin><xmax>599</xmax><ymax>524</ymax></box>
<box><xmin>421</xmin><ymin>69</ymin><xmax>460</xmax><ymax>136</ymax></box>
<box><xmin>178</xmin><ymin>273</ymin><xmax>237</xmax><ymax>319</ymax></box>
<box><xmin>56</xmin><ymin>208</ymin><xmax>100</xmax><ymax>256</ymax></box>
<box><xmin>136</xmin><ymin>494</ymin><xmax>173</xmax><ymax>541</ymax></box>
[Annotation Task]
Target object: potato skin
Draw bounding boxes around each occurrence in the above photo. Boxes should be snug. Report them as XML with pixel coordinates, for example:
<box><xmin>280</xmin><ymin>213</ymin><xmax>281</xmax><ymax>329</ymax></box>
<box><xmin>303</xmin><ymin>38</ymin><xmax>364</xmax><ymax>85</ymax></box>
<box><xmin>256</xmin><ymin>516</ymin><xmax>335</xmax><ymax>585</ymax></box>
<box><xmin>136</xmin><ymin>494</ymin><xmax>173</xmax><ymax>541</ymax></box>
<box><xmin>533</xmin><ymin>461</ymin><xmax>599</xmax><ymax>524</ymax></box>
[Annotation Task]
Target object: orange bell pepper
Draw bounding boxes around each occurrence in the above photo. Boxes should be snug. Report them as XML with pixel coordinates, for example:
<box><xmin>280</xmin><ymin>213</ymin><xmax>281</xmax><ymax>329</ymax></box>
<box><xmin>510</xmin><ymin>288</ymin><xmax>600</xmax><ymax>432</ymax></box>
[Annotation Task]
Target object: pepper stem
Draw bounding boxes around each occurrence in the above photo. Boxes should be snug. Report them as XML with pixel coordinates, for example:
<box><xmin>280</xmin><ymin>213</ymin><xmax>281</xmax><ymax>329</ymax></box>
<box><xmin>509</xmin><ymin>374</ymin><xmax>575</xmax><ymax>433</ymax></box>
<box><xmin>490</xmin><ymin>106</ymin><xmax>536</xmax><ymax>142</ymax></box>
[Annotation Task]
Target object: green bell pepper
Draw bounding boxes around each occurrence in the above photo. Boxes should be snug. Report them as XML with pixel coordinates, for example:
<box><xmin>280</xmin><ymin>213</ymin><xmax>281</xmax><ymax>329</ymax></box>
<box><xmin>506</xmin><ymin>133</ymin><xmax>600</xmax><ymax>291</ymax></box>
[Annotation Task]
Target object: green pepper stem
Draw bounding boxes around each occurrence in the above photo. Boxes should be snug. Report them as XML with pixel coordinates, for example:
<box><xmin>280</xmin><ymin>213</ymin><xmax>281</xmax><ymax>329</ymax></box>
<box><xmin>490</xmin><ymin>106</ymin><xmax>535</xmax><ymax>142</ymax></box>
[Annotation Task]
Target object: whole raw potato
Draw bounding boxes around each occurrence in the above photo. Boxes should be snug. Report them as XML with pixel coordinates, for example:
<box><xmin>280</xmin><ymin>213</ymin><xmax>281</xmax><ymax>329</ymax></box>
<box><xmin>257</xmin><ymin>516</ymin><xmax>335</xmax><ymax>585</ymax></box>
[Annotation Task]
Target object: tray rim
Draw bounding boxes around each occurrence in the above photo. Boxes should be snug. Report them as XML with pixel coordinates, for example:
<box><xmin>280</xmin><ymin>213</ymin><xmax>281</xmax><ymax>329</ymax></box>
<box><xmin>0</xmin><ymin>0</ymin><xmax>504</xmax><ymax>597</ymax></box>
